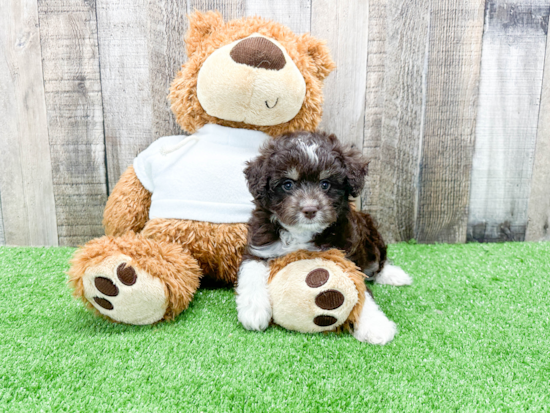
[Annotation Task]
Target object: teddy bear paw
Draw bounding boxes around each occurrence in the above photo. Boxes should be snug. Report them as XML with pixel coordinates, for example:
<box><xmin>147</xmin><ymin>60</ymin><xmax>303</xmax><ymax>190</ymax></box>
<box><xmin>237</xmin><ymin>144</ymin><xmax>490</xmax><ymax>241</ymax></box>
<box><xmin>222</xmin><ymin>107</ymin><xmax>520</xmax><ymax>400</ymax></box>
<box><xmin>268</xmin><ymin>259</ymin><xmax>359</xmax><ymax>333</ymax></box>
<box><xmin>82</xmin><ymin>255</ymin><xmax>168</xmax><ymax>325</ymax></box>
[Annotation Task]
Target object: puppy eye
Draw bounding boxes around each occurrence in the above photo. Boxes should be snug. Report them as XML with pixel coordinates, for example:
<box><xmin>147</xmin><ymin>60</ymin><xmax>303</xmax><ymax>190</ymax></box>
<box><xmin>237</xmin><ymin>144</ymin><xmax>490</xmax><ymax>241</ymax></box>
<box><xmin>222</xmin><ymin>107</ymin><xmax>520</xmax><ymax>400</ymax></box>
<box><xmin>320</xmin><ymin>180</ymin><xmax>330</xmax><ymax>191</ymax></box>
<box><xmin>282</xmin><ymin>180</ymin><xmax>294</xmax><ymax>191</ymax></box>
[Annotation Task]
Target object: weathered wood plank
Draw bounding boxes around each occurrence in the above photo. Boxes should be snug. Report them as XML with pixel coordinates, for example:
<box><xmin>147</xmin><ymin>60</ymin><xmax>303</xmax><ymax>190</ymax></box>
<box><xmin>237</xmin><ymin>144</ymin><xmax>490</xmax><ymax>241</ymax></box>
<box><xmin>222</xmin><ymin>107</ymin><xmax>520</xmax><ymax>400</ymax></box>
<box><xmin>468</xmin><ymin>0</ymin><xmax>549</xmax><ymax>242</ymax></box>
<box><xmin>415</xmin><ymin>0</ymin><xmax>485</xmax><ymax>243</ymax></box>
<box><xmin>0</xmin><ymin>0</ymin><xmax>58</xmax><ymax>246</ymax></box>
<box><xmin>526</xmin><ymin>9</ymin><xmax>550</xmax><ymax>241</ymax></box>
<box><xmin>362</xmin><ymin>0</ymin><xmax>387</xmax><ymax>223</ymax></box>
<box><xmin>148</xmin><ymin>0</ymin><xmax>188</xmax><ymax>140</ymax></box>
<box><xmin>246</xmin><ymin>0</ymin><xmax>310</xmax><ymax>34</ymax></box>
<box><xmin>187</xmin><ymin>0</ymin><xmax>245</xmax><ymax>20</ymax></box>
<box><xmin>96</xmin><ymin>0</ymin><xmax>154</xmax><ymax>191</ymax></box>
<box><xmin>363</xmin><ymin>0</ymin><xmax>431</xmax><ymax>243</ymax></box>
<box><xmin>311</xmin><ymin>0</ymin><xmax>369</xmax><ymax>150</ymax></box>
<box><xmin>97</xmin><ymin>0</ymin><xmax>189</xmax><ymax>192</ymax></box>
<box><xmin>37</xmin><ymin>0</ymin><xmax>108</xmax><ymax>246</ymax></box>
<box><xmin>0</xmin><ymin>192</ymin><xmax>5</xmax><ymax>246</ymax></box>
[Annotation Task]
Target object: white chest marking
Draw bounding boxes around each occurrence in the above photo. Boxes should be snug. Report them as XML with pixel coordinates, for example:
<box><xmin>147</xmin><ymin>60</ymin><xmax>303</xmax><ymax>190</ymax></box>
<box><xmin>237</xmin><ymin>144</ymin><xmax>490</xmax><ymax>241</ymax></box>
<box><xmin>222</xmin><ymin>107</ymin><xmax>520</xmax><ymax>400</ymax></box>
<box><xmin>249</xmin><ymin>225</ymin><xmax>323</xmax><ymax>259</ymax></box>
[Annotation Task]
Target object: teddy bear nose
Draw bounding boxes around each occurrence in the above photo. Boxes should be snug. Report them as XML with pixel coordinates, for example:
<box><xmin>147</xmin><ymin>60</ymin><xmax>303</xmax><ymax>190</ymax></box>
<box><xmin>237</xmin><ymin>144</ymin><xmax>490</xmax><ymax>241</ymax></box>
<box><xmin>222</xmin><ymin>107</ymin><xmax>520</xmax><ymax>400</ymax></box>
<box><xmin>302</xmin><ymin>206</ymin><xmax>318</xmax><ymax>219</ymax></box>
<box><xmin>230</xmin><ymin>37</ymin><xmax>286</xmax><ymax>70</ymax></box>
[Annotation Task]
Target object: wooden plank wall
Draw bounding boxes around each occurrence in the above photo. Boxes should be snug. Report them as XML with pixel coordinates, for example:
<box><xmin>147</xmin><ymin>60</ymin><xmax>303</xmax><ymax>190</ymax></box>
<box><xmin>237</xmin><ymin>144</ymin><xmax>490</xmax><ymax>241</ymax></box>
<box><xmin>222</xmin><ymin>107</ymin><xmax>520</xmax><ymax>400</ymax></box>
<box><xmin>38</xmin><ymin>0</ymin><xmax>107</xmax><ymax>246</ymax></box>
<box><xmin>0</xmin><ymin>191</ymin><xmax>5</xmax><ymax>246</ymax></box>
<box><xmin>1</xmin><ymin>0</ymin><xmax>549</xmax><ymax>246</ymax></box>
<box><xmin>527</xmin><ymin>13</ymin><xmax>550</xmax><ymax>241</ymax></box>
<box><xmin>468</xmin><ymin>0</ymin><xmax>550</xmax><ymax>242</ymax></box>
<box><xmin>0</xmin><ymin>0</ymin><xmax>59</xmax><ymax>246</ymax></box>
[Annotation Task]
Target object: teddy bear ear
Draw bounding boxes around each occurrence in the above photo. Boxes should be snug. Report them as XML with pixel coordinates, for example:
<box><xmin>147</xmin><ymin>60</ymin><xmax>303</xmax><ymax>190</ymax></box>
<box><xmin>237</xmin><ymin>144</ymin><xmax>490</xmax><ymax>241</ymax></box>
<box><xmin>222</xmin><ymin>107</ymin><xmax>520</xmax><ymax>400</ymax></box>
<box><xmin>185</xmin><ymin>10</ymin><xmax>225</xmax><ymax>56</ymax></box>
<box><xmin>299</xmin><ymin>34</ymin><xmax>336</xmax><ymax>80</ymax></box>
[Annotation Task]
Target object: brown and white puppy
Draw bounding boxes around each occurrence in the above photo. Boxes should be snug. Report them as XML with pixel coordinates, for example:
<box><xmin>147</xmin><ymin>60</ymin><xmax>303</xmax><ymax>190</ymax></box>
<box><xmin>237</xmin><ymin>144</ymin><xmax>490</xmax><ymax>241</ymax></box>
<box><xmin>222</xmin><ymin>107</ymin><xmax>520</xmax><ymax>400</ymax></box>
<box><xmin>235</xmin><ymin>131</ymin><xmax>411</xmax><ymax>337</ymax></box>
<box><xmin>244</xmin><ymin>131</ymin><xmax>410</xmax><ymax>282</ymax></box>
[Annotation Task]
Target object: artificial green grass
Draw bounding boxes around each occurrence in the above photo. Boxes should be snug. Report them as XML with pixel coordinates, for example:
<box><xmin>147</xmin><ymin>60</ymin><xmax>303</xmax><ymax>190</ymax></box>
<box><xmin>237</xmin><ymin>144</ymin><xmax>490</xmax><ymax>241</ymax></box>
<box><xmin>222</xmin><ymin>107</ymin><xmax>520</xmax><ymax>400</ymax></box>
<box><xmin>0</xmin><ymin>243</ymin><xmax>549</xmax><ymax>412</ymax></box>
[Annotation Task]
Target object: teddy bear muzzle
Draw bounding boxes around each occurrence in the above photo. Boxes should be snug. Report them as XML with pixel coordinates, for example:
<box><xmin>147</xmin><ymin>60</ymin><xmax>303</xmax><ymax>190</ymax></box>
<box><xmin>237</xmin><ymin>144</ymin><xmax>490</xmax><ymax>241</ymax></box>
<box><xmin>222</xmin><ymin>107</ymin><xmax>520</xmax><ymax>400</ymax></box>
<box><xmin>196</xmin><ymin>34</ymin><xmax>306</xmax><ymax>126</ymax></box>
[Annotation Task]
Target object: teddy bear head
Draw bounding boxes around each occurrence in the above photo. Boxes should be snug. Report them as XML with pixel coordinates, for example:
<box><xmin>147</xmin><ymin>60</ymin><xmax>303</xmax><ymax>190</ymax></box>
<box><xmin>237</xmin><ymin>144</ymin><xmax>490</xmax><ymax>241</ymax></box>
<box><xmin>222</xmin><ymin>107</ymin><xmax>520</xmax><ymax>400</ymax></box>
<box><xmin>169</xmin><ymin>11</ymin><xmax>335</xmax><ymax>137</ymax></box>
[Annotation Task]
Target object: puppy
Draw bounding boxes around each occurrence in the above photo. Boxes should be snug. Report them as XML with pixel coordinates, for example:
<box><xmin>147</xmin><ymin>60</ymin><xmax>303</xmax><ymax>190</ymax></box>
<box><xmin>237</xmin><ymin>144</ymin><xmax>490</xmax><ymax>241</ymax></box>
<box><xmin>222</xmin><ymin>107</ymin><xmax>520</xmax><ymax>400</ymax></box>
<box><xmin>235</xmin><ymin>131</ymin><xmax>411</xmax><ymax>342</ymax></box>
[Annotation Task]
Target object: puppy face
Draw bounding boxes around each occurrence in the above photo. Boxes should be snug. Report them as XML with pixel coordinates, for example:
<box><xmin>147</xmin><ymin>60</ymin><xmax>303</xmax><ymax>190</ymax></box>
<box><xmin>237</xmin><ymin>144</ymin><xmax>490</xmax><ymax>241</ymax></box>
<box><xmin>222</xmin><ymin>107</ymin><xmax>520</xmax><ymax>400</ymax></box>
<box><xmin>245</xmin><ymin>132</ymin><xmax>368</xmax><ymax>232</ymax></box>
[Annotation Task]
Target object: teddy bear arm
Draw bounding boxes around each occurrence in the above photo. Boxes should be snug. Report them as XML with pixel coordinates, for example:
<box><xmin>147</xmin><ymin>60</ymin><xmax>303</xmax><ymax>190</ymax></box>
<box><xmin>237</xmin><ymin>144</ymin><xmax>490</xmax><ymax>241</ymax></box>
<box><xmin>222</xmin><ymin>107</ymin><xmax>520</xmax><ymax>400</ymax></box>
<box><xmin>103</xmin><ymin>166</ymin><xmax>152</xmax><ymax>237</ymax></box>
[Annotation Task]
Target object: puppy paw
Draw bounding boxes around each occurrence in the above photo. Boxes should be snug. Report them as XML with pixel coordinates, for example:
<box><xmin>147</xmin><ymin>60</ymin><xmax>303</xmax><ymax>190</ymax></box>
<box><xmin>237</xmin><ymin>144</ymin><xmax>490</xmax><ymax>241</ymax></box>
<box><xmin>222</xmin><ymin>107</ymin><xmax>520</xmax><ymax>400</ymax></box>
<box><xmin>353</xmin><ymin>313</ymin><xmax>397</xmax><ymax>345</ymax></box>
<box><xmin>375</xmin><ymin>264</ymin><xmax>412</xmax><ymax>286</ymax></box>
<box><xmin>236</xmin><ymin>260</ymin><xmax>272</xmax><ymax>331</ymax></box>
<box><xmin>352</xmin><ymin>293</ymin><xmax>397</xmax><ymax>345</ymax></box>
<box><xmin>236</xmin><ymin>301</ymin><xmax>272</xmax><ymax>331</ymax></box>
<box><xmin>82</xmin><ymin>255</ymin><xmax>168</xmax><ymax>325</ymax></box>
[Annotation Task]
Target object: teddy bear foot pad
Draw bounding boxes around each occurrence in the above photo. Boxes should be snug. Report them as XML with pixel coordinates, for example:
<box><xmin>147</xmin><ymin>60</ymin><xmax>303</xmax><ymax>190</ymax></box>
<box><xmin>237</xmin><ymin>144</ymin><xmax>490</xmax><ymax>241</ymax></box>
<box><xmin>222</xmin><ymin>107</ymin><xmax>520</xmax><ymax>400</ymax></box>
<box><xmin>82</xmin><ymin>255</ymin><xmax>168</xmax><ymax>325</ymax></box>
<box><xmin>269</xmin><ymin>259</ymin><xmax>359</xmax><ymax>333</ymax></box>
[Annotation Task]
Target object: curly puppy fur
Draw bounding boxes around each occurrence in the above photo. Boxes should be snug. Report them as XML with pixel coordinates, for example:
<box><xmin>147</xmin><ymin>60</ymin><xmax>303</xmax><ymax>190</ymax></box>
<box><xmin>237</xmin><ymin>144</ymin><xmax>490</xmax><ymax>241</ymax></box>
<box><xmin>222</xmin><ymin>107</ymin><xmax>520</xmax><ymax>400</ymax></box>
<box><xmin>244</xmin><ymin>131</ymin><xmax>387</xmax><ymax>279</ymax></box>
<box><xmin>169</xmin><ymin>11</ymin><xmax>335</xmax><ymax>136</ymax></box>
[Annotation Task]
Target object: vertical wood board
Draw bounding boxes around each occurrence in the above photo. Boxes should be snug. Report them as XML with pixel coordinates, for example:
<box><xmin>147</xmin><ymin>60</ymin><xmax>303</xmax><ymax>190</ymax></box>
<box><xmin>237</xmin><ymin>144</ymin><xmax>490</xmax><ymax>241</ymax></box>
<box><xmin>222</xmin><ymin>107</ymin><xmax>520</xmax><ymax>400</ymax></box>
<box><xmin>37</xmin><ymin>0</ymin><xmax>108</xmax><ymax>246</ymax></box>
<box><xmin>468</xmin><ymin>0</ymin><xmax>549</xmax><ymax>242</ymax></box>
<box><xmin>96</xmin><ymin>0</ymin><xmax>154</xmax><ymax>191</ymax></box>
<box><xmin>97</xmin><ymin>0</ymin><xmax>190</xmax><ymax>192</ymax></box>
<box><xmin>246</xmin><ymin>0</ymin><xmax>310</xmax><ymax>34</ymax></box>
<box><xmin>0</xmin><ymin>191</ymin><xmax>5</xmax><ymax>246</ymax></box>
<box><xmin>526</xmin><ymin>11</ymin><xmax>550</xmax><ymax>241</ymax></box>
<box><xmin>148</xmin><ymin>0</ymin><xmax>188</xmax><ymax>140</ymax></box>
<box><xmin>364</xmin><ymin>0</ymin><xmax>431</xmax><ymax>243</ymax></box>
<box><xmin>0</xmin><ymin>0</ymin><xmax>58</xmax><ymax>246</ymax></box>
<box><xmin>187</xmin><ymin>0</ymin><xmax>245</xmax><ymax>20</ymax></box>
<box><xmin>415</xmin><ymin>0</ymin><xmax>485</xmax><ymax>243</ymax></box>
<box><xmin>362</xmin><ymin>0</ymin><xmax>387</xmax><ymax>221</ymax></box>
<box><xmin>311</xmin><ymin>0</ymin><xmax>369</xmax><ymax>150</ymax></box>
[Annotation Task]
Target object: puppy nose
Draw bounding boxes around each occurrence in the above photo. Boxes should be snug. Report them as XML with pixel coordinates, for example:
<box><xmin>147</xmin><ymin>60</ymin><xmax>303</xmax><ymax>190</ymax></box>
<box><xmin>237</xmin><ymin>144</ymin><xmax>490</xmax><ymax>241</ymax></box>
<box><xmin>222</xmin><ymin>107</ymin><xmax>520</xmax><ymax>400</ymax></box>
<box><xmin>302</xmin><ymin>206</ymin><xmax>318</xmax><ymax>219</ymax></box>
<box><xmin>230</xmin><ymin>37</ymin><xmax>286</xmax><ymax>70</ymax></box>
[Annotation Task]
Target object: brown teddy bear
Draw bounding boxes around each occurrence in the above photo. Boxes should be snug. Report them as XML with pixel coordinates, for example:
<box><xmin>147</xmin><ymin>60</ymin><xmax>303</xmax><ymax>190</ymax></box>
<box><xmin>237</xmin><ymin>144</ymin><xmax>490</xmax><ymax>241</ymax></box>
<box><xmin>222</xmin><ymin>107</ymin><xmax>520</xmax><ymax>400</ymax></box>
<box><xmin>68</xmin><ymin>11</ymin><xmax>408</xmax><ymax>344</ymax></box>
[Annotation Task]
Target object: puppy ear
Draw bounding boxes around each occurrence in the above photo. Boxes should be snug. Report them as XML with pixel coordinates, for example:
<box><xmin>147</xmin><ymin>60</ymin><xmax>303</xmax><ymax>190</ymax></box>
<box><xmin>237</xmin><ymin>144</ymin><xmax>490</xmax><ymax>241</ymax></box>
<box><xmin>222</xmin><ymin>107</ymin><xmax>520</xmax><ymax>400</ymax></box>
<box><xmin>186</xmin><ymin>11</ymin><xmax>224</xmax><ymax>56</ymax></box>
<box><xmin>336</xmin><ymin>138</ymin><xmax>368</xmax><ymax>197</ymax></box>
<box><xmin>244</xmin><ymin>153</ymin><xmax>269</xmax><ymax>203</ymax></box>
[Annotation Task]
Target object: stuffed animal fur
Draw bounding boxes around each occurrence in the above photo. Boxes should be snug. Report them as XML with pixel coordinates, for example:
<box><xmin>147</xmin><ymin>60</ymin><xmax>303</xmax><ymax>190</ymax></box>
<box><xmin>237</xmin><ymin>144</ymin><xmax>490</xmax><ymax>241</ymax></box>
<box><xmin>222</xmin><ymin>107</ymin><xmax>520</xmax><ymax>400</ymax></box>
<box><xmin>68</xmin><ymin>11</ymin><xmax>408</xmax><ymax>344</ymax></box>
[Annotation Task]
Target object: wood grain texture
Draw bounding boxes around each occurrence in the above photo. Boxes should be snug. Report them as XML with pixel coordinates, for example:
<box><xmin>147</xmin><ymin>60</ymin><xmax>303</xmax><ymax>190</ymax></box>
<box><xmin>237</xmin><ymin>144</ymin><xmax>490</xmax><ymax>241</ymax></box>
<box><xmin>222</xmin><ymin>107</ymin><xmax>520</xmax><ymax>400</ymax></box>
<box><xmin>148</xmin><ymin>0</ymin><xmax>188</xmax><ymax>140</ymax></box>
<box><xmin>96</xmin><ymin>0</ymin><xmax>189</xmax><ymax>192</ymax></box>
<box><xmin>311</xmin><ymin>0</ymin><xmax>369</xmax><ymax>150</ymax></box>
<box><xmin>37</xmin><ymin>0</ymin><xmax>108</xmax><ymax>246</ymax></box>
<box><xmin>415</xmin><ymin>0</ymin><xmax>485</xmax><ymax>243</ymax></box>
<box><xmin>96</xmin><ymin>0</ymin><xmax>154</xmax><ymax>191</ymax></box>
<box><xmin>0</xmin><ymin>191</ymin><xmax>5</xmax><ymax>246</ymax></box>
<box><xmin>468</xmin><ymin>0</ymin><xmax>549</xmax><ymax>242</ymax></box>
<box><xmin>0</xmin><ymin>0</ymin><xmax>58</xmax><ymax>246</ymax></box>
<box><xmin>246</xmin><ymin>0</ymin><xmax>310</xmax><ymax>34</ymax></box>
<box><xmin>362</xmin><ymin>0</ymin><xmax>387</xmax><ymax>222</ymax></box>
<box><xmin>526</xmin><ymin>6</ymin><xmax>550</xmax><ymax>241</ymax></box>
<box><xmin>188</xmin><ymin>0</ymin><xmax>245</xmax><ymax>20</ymax></box>
<box><xmin>363</xmin><ymin>0</ymin><xmax>430</xmax><ymax>243</ymax></box>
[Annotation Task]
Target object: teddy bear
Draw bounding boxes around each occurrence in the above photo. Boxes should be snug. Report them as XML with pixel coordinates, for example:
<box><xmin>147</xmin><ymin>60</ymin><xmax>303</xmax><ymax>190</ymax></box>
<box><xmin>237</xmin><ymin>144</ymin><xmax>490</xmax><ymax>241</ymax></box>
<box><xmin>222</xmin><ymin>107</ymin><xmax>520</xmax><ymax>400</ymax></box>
<box><xmin>68</xmin><ymin>11</ymin><xmax>409</xmax><ymax>345</ymax></box>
